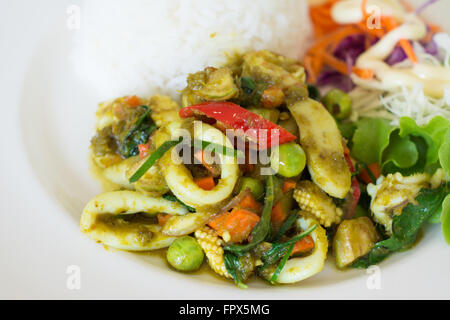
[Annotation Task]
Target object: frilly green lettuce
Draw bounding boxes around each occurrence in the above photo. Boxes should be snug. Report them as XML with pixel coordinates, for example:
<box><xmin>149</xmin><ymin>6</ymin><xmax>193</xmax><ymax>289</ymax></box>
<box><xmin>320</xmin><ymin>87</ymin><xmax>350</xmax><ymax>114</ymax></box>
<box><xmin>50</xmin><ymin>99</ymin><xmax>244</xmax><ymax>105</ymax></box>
<box><xmin>350</xmin><ymin>116</ymin><xmax>450</xmax><ymax>176</ymax></box>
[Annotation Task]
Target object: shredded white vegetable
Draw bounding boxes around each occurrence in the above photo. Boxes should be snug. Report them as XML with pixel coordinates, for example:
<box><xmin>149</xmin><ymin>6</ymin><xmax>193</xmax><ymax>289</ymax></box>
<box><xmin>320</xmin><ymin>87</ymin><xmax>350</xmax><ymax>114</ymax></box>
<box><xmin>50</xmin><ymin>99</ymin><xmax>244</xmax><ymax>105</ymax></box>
<box><xmin>380</xmin><ymin>84</ymin><xmax>450</xmax><ymax>125</ymax></box>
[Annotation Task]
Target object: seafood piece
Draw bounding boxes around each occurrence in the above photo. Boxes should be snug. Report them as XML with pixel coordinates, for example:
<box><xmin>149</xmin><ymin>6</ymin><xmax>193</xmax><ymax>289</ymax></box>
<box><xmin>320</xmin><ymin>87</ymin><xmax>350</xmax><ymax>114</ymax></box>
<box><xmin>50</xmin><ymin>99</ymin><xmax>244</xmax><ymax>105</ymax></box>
<box><xmin>367</xmin><ymin>172</ymin><xmax>430</xmax><ymax>235</ymax></box>
<box><xmin>288</xmin><ymin>98</ymin><xmax>351</xmax><ymax>198</ymax></box>
<box><xmin>80</xmin><ymin>191</ymin><xmax>187</xmax><ymax>250</ymax></box>
<box><xmin>158</xmin><ymin>121</ymin><xmax>239</xmax><ymax>208</ymax></box>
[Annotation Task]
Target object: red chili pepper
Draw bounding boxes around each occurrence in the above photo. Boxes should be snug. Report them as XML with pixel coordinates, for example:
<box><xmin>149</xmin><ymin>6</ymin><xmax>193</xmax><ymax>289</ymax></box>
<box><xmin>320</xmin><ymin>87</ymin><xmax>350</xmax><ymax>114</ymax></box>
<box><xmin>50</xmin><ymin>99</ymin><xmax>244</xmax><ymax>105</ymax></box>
<box><xmin>179</xmin><ymin>102</ymin><xmax>296</xmax><ymax>149</ymax></box>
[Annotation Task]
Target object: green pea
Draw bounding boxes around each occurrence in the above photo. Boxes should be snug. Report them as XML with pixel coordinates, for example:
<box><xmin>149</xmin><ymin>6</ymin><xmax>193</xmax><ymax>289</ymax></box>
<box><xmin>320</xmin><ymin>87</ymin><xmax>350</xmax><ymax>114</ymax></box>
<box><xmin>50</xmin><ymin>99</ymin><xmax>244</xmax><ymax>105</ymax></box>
<box><xmin>237</xmin><ymin>177</ymin><xmax>264</xmax><ymax>199</ymax></box>
<box><xmin>166</xmin><ymin>236</ymin><xmax>204</xmax><ymax>271</ymax></box>
<box><xmin>321</xmin><ymin>89</ymin><xmax>352</xmax><ymax>120</ymax></box>
<box><xmin>271</xmin><ymin>143</ymin><xmax>306</xmax><ymax>178</ymax></box>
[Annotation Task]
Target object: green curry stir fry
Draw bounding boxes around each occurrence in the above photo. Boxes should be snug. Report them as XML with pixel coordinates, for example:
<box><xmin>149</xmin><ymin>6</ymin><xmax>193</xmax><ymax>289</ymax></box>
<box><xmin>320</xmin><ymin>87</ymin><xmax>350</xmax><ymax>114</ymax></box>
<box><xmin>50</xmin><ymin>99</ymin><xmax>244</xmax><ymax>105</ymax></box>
<box><xmin>82</xmin><ymin>50</ymin><xmax>449</xmax><ymax>287</ymax></box>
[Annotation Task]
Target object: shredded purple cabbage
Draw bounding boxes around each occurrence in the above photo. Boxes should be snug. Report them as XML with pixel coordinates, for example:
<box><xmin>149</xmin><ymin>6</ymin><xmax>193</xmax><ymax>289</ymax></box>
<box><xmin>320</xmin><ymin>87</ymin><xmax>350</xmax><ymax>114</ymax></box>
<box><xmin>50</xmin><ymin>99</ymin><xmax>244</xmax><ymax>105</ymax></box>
<box><xmin>423</xmin><ymin>38</ymin><xmax>438</xmax><ymax>55</ymax></box>
<box><xmin>316</xmin><ymin>70</ymin><xmax>354</xmax><ymax>92</ymax></box>
<box><xmin>312</xmin><ymin>34</ymin><xmax>369</xmax><ymax>92</ymax></box>
<box><xmin>385</xmin><ymin>45</ymin><xmax>407</xmax><ymax>65</ymax></box>
<box><xmin>333</xmin><ymin>34</ymin><xmax>367</xmax><ymax>65</ymax></box>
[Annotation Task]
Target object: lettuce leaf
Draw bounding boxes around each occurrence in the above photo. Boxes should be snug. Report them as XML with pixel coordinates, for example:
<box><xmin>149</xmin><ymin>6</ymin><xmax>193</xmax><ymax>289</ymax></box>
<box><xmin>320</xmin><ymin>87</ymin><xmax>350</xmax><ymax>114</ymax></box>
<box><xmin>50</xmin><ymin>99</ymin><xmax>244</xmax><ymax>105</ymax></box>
<box><xmin>442</xmin><ymin>195</ymin><xmax>450</xmax><ymax>245</ymax></box>
<box><xmin>382</xmin><ymin>130</ymin><xmax>418</xmax><ymax>169</ymax></box>
<box><xmin>398</xmin><ymin>116</ymin><xmax>450</xmax><ymax>167</ymax></box>
<box><xmin>351</xmin><ymin>116</ymin><xmax>450</xmax><ymax>176</ymax></box>
<box><xmin>439</xmin><ymin>129</ymin><xmax>450</xmax><ymax>176</ymax></box>
<box><xmin>352</xmin><ymin>118</ymin><xmax>394</xmax><ymax>164</ymax></box>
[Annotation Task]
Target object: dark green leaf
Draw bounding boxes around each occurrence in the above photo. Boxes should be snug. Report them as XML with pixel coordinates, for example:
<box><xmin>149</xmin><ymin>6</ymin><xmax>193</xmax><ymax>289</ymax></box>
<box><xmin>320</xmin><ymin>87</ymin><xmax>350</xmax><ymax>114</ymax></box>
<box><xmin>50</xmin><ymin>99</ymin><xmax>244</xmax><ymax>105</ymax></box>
<box><xmin>260</xmin><ymin>225</ymin><xmax>316</xmax><ymax>268</ymax></box>
<box><xmin>270</xmin><ymin>242</ymin><xmax>295</xmax><ymax>284</ymax></box>
<box><xmin>224</xmin><ymin>252</ymin><xmax>248</xmax><ymax>289</ymax></box>
<box><xmin>271</xmin><ymin>210</ymin><xmax>298</xmax><ymax>242</ymax></box>
<box><xmin>120</xmin><ymin>106</ymin><xmax>157</xmax><ymax>158</ymax></box>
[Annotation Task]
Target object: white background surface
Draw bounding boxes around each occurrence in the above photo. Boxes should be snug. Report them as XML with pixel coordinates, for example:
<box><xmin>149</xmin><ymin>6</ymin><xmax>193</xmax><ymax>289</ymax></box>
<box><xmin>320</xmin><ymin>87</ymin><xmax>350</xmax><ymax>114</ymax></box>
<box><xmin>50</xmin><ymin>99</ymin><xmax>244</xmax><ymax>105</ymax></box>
<box><xmin>1</xmin><ymin>0</ymin><xmax>449</xmax><ymax>299</ymax></box>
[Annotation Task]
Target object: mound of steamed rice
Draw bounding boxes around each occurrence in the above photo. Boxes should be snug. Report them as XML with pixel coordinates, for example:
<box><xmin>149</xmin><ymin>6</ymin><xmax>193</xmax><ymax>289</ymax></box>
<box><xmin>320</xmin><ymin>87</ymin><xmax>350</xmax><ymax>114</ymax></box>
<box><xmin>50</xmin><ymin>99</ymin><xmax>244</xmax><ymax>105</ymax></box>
<box><xmin>71</xmin><ymin>0</ymin><xmax>312</xmax><ymax>100</ymax></box>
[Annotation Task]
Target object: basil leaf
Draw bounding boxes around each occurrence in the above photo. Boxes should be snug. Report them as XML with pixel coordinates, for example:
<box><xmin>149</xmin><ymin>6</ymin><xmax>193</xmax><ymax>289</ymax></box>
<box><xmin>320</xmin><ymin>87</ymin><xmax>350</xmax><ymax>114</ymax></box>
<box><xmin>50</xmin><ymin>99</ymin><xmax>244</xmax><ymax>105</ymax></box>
<box><xmin>271</xmin><ymin>211</ymin><xmax>298</xmax><ymax>242</ymax></box>
<box><xmin>224</xmin><ymin>252</ymin><xmax>248</xmax><ymax>289</ymax></box>
<box><xmin>260</xmin><ymin>225</ymin><xmax>316</xmax><ymax>268</ymax></box>
<box><xmin>270</xmin><ymin>242</ymin><xmax>295</xmax><ymax>284</ymax></box>
<box><xmin>120</xmin><ymin>105</ymin><xmax>157</xmax><ymax>158</ymax></box>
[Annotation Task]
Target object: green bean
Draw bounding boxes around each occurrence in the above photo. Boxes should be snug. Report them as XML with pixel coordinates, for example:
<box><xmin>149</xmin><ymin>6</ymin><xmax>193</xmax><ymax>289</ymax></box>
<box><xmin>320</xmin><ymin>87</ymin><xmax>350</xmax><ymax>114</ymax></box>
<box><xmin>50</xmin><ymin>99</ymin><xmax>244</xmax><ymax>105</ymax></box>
<box><xmin>166</xmin><ymin>236</ymin><xmax>204</xmax><ymax>271</ymax></box>
<box><xmin>321</xmin><ymin>89</ymin><xmax>352</xmax><ymax>120</ymax></box>
<box><xmin>270</xmin><ymin>143</ymin><xmax>306</xmax><ymax>178</ymax></box>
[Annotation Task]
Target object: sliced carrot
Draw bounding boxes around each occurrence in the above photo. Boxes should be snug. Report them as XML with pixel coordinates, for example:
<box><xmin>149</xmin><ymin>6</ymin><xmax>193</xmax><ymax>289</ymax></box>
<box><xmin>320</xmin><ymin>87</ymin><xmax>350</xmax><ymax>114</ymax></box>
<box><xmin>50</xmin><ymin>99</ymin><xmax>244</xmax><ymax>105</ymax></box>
<box><xmin>124</xmin><ymin>95</ymin><xmax>141</xmax><ymax>108</ymax></box>
<box><xmin>290</xmin><ymin>235</ymin><xmax>315</xmax><ymax>256</ymax></box>
<box><xmin>282</xmin><ymin>180</ymin><xmax>297</xmax><ymax>193</ymax></box>
<box><xmin>358</xmin><ymin>162</ymin><xmax>381</xmax><ymax>184</ymax></box>
<box><xmin>194</xmin><ymin>176</ymin><xmax>216</xmax><ymax>191</ymax></box>
<box><xmin>238</xmin><ymin>193</ymin><xmax>262</xmax><ymax>214</ymax></box>
<box><xmin>157</xmin><ymin>213</ymin><xmax>171</xmax><ymax>226</ymax></box>
<box><xmin>208</xmin><ymin>208</ymin><xmax>260</xmax><ymax>243</ymax></box>
<box><xmin>399</xmin><ymin>39</ymin><xmax>418</xmax><ymax>63</ymax></box>
<box><xmin>271</xmin><ymin>200</ymin><xmax>287</xmax><ymax>227</ymax></box>
<box><xmin>138</xmin><ymin>143</ymin><xmax>149</xmax><ymax>159</ymax></box>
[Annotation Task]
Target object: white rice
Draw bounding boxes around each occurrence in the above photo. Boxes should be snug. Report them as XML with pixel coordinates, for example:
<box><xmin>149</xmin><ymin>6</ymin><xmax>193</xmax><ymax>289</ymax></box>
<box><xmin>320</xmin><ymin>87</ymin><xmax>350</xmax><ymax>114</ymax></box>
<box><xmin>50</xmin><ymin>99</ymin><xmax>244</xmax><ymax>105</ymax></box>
<box><xmin>71</xmin><ymin>0</ymin><xmax>312</xmax><ymax>100</ymax></box>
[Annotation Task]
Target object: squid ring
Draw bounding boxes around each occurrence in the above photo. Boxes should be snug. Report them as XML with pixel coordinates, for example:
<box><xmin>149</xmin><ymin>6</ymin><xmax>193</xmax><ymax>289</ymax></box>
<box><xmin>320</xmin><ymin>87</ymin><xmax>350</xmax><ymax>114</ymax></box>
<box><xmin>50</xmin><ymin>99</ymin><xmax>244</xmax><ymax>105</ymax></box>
<box><xmin>275</xmin><ymin>217</ymin><xmax>328</xmax><ymax>284</ymax></box>
<box><xmin>80</xmin><ymin>190</ymin><xmax>188</xmax><ymax>251</ymax></box>
<box><xmin>159</xmin><ymin>121</ymin><xmax>239</xmax><ymax>208</ymax></box>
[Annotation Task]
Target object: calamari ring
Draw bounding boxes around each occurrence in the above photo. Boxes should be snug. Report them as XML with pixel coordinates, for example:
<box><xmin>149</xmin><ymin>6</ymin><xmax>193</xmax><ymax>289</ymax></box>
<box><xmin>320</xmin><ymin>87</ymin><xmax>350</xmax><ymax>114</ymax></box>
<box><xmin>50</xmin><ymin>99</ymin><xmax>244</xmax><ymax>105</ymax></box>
<box><xmin>80</xmin><ymin>190</ymin><xmax>187</xmax><ymax>250</ymax></box>
<box><xmin>158</xmin><ymin>121</ymin><xmax>239</xmax><ymax>208</ymax></box>
<box><xmin>275</xmin><ymin>217</ymin><xmax>328</xmax><ymax>284</ymax></box>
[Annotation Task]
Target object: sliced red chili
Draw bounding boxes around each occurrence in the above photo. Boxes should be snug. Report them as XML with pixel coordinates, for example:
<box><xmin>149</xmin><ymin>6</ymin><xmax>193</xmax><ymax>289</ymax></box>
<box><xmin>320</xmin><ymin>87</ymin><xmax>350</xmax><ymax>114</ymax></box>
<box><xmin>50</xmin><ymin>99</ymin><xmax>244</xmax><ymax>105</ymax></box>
<box><xmin>179</xmin><ymin>102</ymin><xmax>296</xmax><ymax>149</ymax></box>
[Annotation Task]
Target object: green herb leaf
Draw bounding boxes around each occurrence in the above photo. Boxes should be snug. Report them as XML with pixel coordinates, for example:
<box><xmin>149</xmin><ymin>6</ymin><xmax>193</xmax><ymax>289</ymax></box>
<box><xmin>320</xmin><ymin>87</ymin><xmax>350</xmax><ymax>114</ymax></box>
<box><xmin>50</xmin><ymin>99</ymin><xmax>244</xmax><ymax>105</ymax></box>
<box><xmin>120</xmin><ymin>105</ymin><xmax>157</xmax><ymax>158</ymax></box>
<box><xmin>270</xmin><ymin>242</ymin><xmax>295</xmax><ymax>284</ymax></box>
<box><xmin>224</xmin><ymin>252</ymin><xmax>248</xmax><ymax>289</ymax></box>
<box><xmin>271</xmin><ymin>211</ymin><xmax>298</xmax><ymax>242</ymax></box>
<box><xmin>224</xmin><ymin>175</ymin><xmax>275</xmax><ymax>255</ymax></box>
<box><xmin>352</xmin><ymin>183</ymin><xmax>449</xmax><ymax>268</ymax></box>
<box><xmin>240</xmin><ymin>77</ymin><xmax>256</xmax><ymax>94</ymax></box>
<box><xmin>260</xmin><ymin>225</ymin><xmax>316</xmax><ymax>268</ymax></box>
<box><xmin>129</xmin><ymin>137</ymin><xmax>182</xmax><ymax>183</ymax></box>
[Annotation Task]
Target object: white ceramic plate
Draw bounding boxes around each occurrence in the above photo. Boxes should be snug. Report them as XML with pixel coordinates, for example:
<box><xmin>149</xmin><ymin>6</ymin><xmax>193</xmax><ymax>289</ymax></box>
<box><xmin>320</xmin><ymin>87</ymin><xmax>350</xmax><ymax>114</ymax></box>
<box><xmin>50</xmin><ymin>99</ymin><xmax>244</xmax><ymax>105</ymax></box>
<box><xmin>1</xmin><ymin>0</ymin><xmax>449</xmax><ymax>299</ymax></box>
